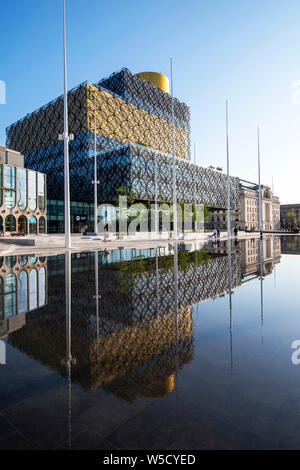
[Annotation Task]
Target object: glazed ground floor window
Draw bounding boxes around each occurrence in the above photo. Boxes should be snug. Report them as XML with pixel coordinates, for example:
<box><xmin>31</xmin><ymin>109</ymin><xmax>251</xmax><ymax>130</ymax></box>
<box><xmin>18</xmin><ymin>215</ymin><xmax>27</xmax><ymax>234</ymax></box>
<box><xmin>5</xmin><ymin>215</ymin><xmax>16</xmax><ymax>232</ymax></box>
<box><xmin>29</xmin><ymin>215</ymin><xmax>37</xmax><ymax>234</ymax></box>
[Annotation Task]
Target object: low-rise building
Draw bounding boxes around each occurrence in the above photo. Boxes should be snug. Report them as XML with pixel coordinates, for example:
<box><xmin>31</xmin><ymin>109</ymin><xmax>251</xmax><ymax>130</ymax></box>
<box><xmin>239</xmin><ymin>180</ymin><xmax>280</xmax><ymax>231</ymax></box>
<box><xmin>209</xmin><ymin>179</ymin><xmax>280</xmax><ymax>231</ymax></box>
<box><xmin>0</xmin><ymin>146</ymin><xmax>47</xmax><ymax>234</ymax></box>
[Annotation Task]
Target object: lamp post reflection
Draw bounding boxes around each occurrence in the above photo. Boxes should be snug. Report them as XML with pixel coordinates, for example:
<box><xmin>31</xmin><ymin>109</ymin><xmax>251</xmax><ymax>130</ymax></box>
<box><xmin>94</xmin><ymin>251</ymin><xmax>100</xmax><ymax>373</ymax></box>
<box><xmin>156</xmin><ymin>247</ymin><xmax>159</xmax><ymax>333</ymax></box>
<box><xmin>227</xmin><ymin>237</ymin><xmax>233</xmax><ymax>374</ymax></box>
<box><xmin>65</xmin><ymin>250</ymin><xmax>72</xmax><ymax>450</ymax></box>
<box><xmin>259</xmin><ymin>239</ymin><xmax>264</xmax><ymax>346</ymax></box>
<box><xmin>173</xmin><ymin>241</ymin><xmax>179</xmax><ymax>425</ymax></box>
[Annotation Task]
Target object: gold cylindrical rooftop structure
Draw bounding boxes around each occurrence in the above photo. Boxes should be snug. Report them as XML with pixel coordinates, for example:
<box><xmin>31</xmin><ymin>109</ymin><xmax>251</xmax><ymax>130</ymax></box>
<box><xmin>136</xmin><ymin>72</ymin><xmax>169</xmax><ymax>93</ymax></box>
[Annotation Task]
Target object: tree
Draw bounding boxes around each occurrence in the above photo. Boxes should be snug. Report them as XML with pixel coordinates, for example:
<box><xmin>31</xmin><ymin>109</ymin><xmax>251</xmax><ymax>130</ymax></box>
<box><xmin>114</xmin><ymin>186</ymin><xmax>136</xmax><ymax>206</ymax></box>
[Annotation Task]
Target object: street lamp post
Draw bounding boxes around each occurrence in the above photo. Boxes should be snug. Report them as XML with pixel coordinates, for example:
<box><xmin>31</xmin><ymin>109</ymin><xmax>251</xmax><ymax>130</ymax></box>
<box><xmin>257</xmin><ymin>126</ymin><xmax>263</xmax><ymax>237</ymax></box>
<box><xmin>194</xmin><ymin>141</ymin><xmax>197</xmax><ymax>232</ymax></box>
<box><xmin>93</xmin><ymin>94</ymin><xmax>99</xmax><ymax>234</ymax></box>
<box><xmin>170</xmin><ymin>58</ymin><xmax>177</xmax><ymax>240</ymax></box>
<box><xmin>59</xmin><ymin>0</ymin><xmax>72</xmax><ymax>249</ymax></box>
<box><xmin>226</xmin><ymin>100</ymin><xmax>231</xmax><ymax>241</ymax></box>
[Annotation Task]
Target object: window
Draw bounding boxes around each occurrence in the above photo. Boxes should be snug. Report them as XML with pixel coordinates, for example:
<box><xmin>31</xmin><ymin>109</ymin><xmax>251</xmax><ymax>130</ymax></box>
<box><xmin>29</xmin><ymin>216</ymin><xmax>37</xmax><ymax>234</ymax></box>
<box><xmin>5</xmin><ymin>256</ymin><xmax>16</xmax><ymax>268</ymax></box>
<box><xmin>5</xmin><ymin>273</ymin><xmax>17</xmax><ymax>317</ymax></box>
<box><xmin>28</xmin><ymin>171</ymin><xmax>37</xmax><ymax>210</ymax></box>
<box><xmin>5</xmin><ymin>215</ymin><xmax>16</xmax><ymax>232</ymax></box>
<box><xmin>29</xmin><ymin>269</ymin><xmax>37</xmax><ymax>310</ymax></box>
<box><xmin>38</xmin><ymin>173</ymin><xmax>45</xmax><ymax>211</ymax></box>
<box><xmin>18</xmin><ymin>271</ymin><xmax>28</xmax><ymax>314</ymax></box>
<box><xmin>4</xmin><ymin>190</ymin><xmax>16</xmax><ymax>209</ymax></box>
<box><xmin>3</xmin><ymin>166</ymin><xmax>15</xmax><ymax>189</ymax></box>
<box><xmin>18</xmin><ymin>215</ymin><xmax>27</xmax><ymax>234</ymax></box>
<box><xmin>39</xmin><ymin>217</ymin><xmax>46</xmax><ymax>234</ymax></box>
<box><xmin>5</xmin><ymin>274</ymin><xmax>17</xmax><ymax>294</ymax></box>
<box><xmin>18</xmin><ymin>256</ymin><xmax>28</xmax><ymax>266</ymax></box>
<box><xmin>38</xmin><ymin>267</ymin><xmax>46</xmax><ymax>307</ymax></box>
<box><xmin>17</xmin><ymin>168</ymin><xmax>27</xmax><ymax>210</ymax></box>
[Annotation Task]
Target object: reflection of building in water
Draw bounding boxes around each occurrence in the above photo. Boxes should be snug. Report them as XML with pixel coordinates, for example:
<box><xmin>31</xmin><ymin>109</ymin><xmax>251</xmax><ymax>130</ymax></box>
<box><xmin>99</xmin><ymin>252</ymin><xmax>241</xmax><ymax>324</ymax></box>
<box><xmin>9</xmin><ymin>249</ymin><xmax>242</xmax><ymax>398</ymax></box>
<box><xmin>0</xmin><ymin>255</ymin><xmax>47</xmax><ymax>338</ymax></box>
<box><xmin>281</xmin><ymin>236</ymin><xmax>300</xmax><ymax>254</ymax></box>
<box><xmin>240</xmin><ymin>236</ymin><xmax>281</xmax><ymax>279</ymax></box>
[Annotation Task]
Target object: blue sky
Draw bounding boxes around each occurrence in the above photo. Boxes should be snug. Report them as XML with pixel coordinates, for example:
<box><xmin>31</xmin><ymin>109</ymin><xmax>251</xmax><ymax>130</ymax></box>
<box><xmin>1</xmin><ymin>0</ymin><xmax>300</xmax><ymax>203</ymax></box>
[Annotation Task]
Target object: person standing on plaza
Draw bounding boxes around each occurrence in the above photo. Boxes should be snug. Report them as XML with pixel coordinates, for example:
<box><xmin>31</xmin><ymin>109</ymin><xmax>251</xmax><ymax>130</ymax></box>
<box><xmin>104</xmin><ymin>227</ymin><xmax>109</xmax><ymax>243</ymax></box>
<box><xmin>0</xmin><ymin>223</ymin><xmax>4</xmax><ymax>237</ymax></box>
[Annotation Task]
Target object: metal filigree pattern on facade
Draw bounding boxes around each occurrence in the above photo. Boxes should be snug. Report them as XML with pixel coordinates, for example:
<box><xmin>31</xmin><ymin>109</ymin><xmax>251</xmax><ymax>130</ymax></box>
<box><xmin>6</xmin><ymin>68</ymin><xmax>240</xmax><ymax>216</ymax></box>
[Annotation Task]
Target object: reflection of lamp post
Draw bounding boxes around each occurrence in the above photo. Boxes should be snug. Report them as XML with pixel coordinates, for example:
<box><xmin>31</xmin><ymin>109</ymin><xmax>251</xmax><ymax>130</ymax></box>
<box><xmin>227</xmin><ymin>237</ymin><xmax>233</xmax><ymax>373</ymax></box>
<box><xmin>259</xmin><ymin>238</ymin><xmax>264</xmax><ymax>346</ymax></box>
<box><xmin>156</xmin><ymin>247</ymin><xmax>159</xmax><ymax>333</ymax></box>
<box><xmin>93</xmin><ymin>251</ymin><xmax>100</xmax><ymax>372</ymax></box>
<box><xmin>63</xmin><ymin>251</ymin><xmax>76</xmax><ymax>449</ymax></box>
<box><xmin>173</xmin><ymin>240</ymin><xmax>179</xmax><ymax>424</ymax></box>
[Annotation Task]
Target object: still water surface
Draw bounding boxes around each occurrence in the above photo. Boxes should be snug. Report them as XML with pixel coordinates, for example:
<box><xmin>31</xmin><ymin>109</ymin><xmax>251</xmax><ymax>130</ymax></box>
<box><xmin>0</xmin><ymin>235</ymin><xmax>300</xmax><ymax>450</ymax></box>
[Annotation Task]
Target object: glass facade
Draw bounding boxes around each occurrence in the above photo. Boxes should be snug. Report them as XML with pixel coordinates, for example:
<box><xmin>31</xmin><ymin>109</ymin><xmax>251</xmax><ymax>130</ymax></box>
<box><xmin>38</xmin><ymin>173</ymin><xmax>45</xmax><ymax>211</ymax></box>
<box><xmin>0</xmin><ymin>163</ymin><xmax>46</xmax><ymax>233</ymax></box>
<box><xmin>28</xmin><ymin>171</ymin><xmax>37</xmax><ymax>211</ymax></box>
<box><xmin>39</xmin><ymin>216</ymin><xmax>46</xmax><ymax>234</ymax></box>
<box><xmin>4</xmin><ymin>165</ymin><xmax>15</xmax><ymax>189</ymax></box>
<box><xmin>47</xmin><ymin>199</ymin><xmax>94</xmax><ymax>233</ymax></box>
<box><xmin>5</xmin><ymin>273</ymin><xmax>17</xmax><ymax>317</ymax></box>
<box><xmin>4</xmin><ymin>189</ymin><xmax>15</xmax><ymax>208</ymax></box>
<box><xmin>5</xmin><ymin>215</ymin><xmax>16</xmax><ymax>232</ymax></box>
<box><xmin>29</xmin><ymin>269</ymin><xmax>37</xmax><ymax>310</ymax></box>
<box><xmin>0</xmin><ymin>258</ymin><xmax>47</xmax><ymax>321</ymax></box>
<box><xmin>17</xmin><ymin>168</ymin><xmax>27</xmax><ymax>210</ymax></box>
<box><xmin>18</xmin><ymin>271</ymin><xmax>28</xmax><ymax>314</ymax></box>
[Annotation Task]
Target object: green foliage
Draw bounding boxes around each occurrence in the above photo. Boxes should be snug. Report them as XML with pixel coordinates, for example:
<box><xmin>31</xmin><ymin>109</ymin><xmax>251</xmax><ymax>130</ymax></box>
<box><xmin>114</xmin><ymin>186</ymin><xmax>136</xmax><ymax>207</ymax></box>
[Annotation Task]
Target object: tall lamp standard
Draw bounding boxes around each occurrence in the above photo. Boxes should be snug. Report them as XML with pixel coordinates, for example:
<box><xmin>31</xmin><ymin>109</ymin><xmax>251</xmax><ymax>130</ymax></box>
<box><xmin>58</xmin><ymin>0</ymin><xmax>72</xmax><ymax>249</ymax></box>
<box><xmin>257</xmin><ymin>126</ymin><xmax>263</xmax><ymax>237</ymax></box>
<box><xmin>170</xmin><ymin>58</ymin><xmax>177</xmax><ymax>240</ymax></box>
<box><xmin>226</xmin><ymin>100</ymin><xmax>231</xmax><ymax>241</ymax></box>
<box><xmin>193</xmin><ymin>141</ymin><xmax>197</xmax><ymax>232</ymax></box>
<box><xmin>154</xmin><ymin>120</ymin><xmax>158</xmax><ymax>234</ymax></box>
<box><xmin>93</xmin><ymin>94</ymin><xmax>99</xmax><ymax>234</ymax></box>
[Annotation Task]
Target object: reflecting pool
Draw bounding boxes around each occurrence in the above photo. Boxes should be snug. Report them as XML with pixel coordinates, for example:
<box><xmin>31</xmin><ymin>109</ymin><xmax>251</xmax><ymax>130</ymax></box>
<box><xmin>0</xmin><ymin>235</ymin><xmax>300</xmax><ymax>449</ymax></box>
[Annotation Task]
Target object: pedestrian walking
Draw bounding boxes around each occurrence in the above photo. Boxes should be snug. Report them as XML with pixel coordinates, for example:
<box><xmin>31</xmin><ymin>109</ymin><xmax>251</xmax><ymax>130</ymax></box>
<box><xmin>0</xmin><ymin>224</ymin><xmax>4</xmax><ymax>237</ymax></box>
<box><xmin>103</xmin><ymin>227</ymin><xmax>109</xmax><ymax>243</ymax></box>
